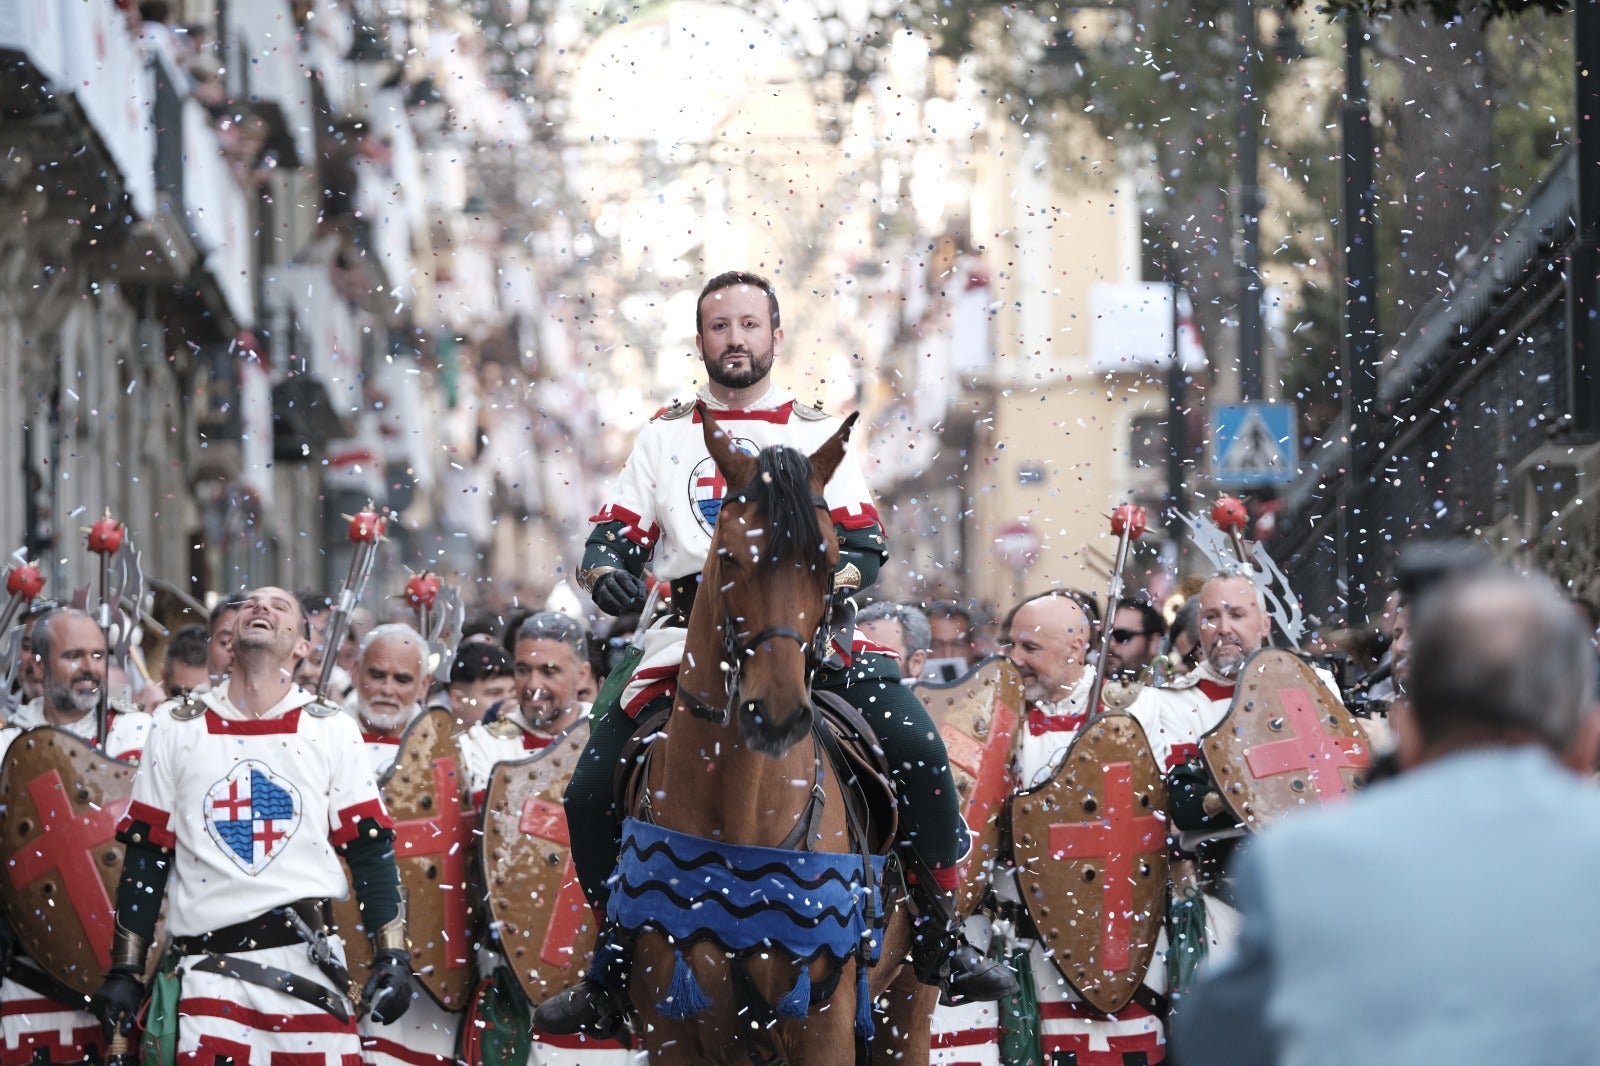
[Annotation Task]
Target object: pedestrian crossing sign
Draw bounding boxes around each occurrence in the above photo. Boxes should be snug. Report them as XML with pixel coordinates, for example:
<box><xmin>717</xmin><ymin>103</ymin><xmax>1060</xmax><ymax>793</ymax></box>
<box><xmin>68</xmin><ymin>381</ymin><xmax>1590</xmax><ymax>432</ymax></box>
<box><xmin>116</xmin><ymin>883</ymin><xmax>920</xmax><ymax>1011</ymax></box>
<box><xmin>1211</xmin><ymin>403</ymin><xmax>1298</xmax><ymax>487</ymax></box>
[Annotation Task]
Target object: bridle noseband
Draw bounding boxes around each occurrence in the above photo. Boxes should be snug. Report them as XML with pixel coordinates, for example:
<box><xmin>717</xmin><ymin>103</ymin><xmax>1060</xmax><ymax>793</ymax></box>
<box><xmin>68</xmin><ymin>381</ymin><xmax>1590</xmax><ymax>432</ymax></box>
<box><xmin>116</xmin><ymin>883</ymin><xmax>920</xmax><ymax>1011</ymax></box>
<box><xmin>682</xmin><ymin>490</ymin><xmax>836</xmax><ymax>727</ymax></box>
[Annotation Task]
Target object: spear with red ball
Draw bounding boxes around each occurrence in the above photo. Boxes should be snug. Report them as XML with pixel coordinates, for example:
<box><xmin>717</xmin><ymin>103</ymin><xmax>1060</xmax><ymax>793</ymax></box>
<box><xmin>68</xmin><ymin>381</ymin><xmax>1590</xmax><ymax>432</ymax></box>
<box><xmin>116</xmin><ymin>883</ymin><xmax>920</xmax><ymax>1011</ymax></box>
<box><xmin>84</xmin><ymin>512</ymin><xmax>129</xmax><ymax>745</ymax></box>
<box><xmin>1210</xmin><ymin>495</ymin><xmax>1254</xmax><ymax>566</ymax></box>
<box><xmin>1084</xmin><ymin>504</ymin><xmax>1147</xmax><ymax>721</ymax></box>
<box><xmin>0</xmin><ymin>559</ymin><xmax>45</xmax><ymax>646</ymax></box>
<box><xmin>318</xmin><ymin>505</ymin><xmax>386</xmax><ymax>699</ymax></box>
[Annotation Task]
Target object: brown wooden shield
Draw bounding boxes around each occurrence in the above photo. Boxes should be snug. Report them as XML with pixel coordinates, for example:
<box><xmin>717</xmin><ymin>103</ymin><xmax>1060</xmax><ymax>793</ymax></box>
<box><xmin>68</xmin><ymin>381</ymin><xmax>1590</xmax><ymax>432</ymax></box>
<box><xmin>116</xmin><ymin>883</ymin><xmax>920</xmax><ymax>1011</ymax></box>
<box><xmin>334</xmin><ymin>708</ymin><xmax>478</xmax><ymax>1010</ymax></box>
<box><xmin>917</xmin><ymin>656</ymin><xmax>1024</xmax><ymax>914</ymax></box>
<box><xmin>478</xmin><ymin>718</ymin><xmax>594</xmax><ymax>1005</ymax></box>
<box><xmin>1200</xmin><ymin>648</ymin><xmax>1371</xmax><ymax>832</ymax></box>
<box><xmin>1010</xmin><ymin>713</ymin><xmax>1169</xmax><ymax>1014</ymax></box>
<box><xmin>0</xmin><ymin>727</ymin><xmax>137</xmax><ymax>997</ymax></box>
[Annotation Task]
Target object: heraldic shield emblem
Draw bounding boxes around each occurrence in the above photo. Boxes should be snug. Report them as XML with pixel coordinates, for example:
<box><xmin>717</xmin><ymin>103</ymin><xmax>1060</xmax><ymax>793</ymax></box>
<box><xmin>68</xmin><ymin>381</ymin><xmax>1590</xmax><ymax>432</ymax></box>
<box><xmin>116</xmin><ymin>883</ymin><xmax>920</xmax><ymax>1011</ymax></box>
<box><xmin>917</xmin><ymin>656</ymin><xmax>1024</xmax><ymax>914</ymax></box>
<box><xmin>0</xmin><ymin>728</ymin><xmax>136</xmax><ymax>997</ymax></box>
<box><xmin>1010</xmin><ymin>713</ymin><xmax>1169</xmax><ymax>1014</ymax></box>
<box><xmin>334</xmin><ymin>708</ymin><xmax>478</xmax><ymax>1011</ymax></box>
<box><xmin>479</xmin><ymin>718</ymin><xmax>593</xmax><ymax>1005</ymax></box>
<box><xmin>1201</xmin><ymin>648</ymin><xmax>1371</xmax><ymax>832</ymax></box>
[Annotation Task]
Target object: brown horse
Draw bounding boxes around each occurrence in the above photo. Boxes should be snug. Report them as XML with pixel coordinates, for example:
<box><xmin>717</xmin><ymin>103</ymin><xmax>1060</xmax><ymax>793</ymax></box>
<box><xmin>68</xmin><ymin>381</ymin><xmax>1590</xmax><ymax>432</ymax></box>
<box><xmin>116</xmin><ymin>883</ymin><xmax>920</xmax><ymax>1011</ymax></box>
<box><xmin>620</xmin><ymin>408</ymin><xmax>936</xmax><ymax>1065</ymax></box>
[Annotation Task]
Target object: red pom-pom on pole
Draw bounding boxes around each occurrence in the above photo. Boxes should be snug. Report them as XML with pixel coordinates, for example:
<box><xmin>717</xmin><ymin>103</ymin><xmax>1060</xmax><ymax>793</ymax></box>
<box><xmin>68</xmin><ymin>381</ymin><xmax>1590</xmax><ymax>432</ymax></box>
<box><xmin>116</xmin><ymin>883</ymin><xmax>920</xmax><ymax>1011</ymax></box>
<box><xmin>404</xmin><ymin>572</ymin><xmax>441</xmax><ymax>609</ymax></box>
<box><xmin>86</xmin><ymin>514</ymin><xmax>125</xmax><ymax>556</ymax></box>
<box><xmin>1210</xmin><ymin>496</ymin><xmax>1250</xmax><ymax>535</ymax></box>
<box><xmin>1110</xmin><ymin>504</ymin><xmax>1147</xmax><ymax>540</ymax></box>
<box><xmin>5</xmin><ymin>563</ymin><xmax>43</xmax><ymax>601</ymax></box>
<box><xmin>347</xmin><ymin>509</ymin><xmax>386</xmax><ymax>544</ymax></box>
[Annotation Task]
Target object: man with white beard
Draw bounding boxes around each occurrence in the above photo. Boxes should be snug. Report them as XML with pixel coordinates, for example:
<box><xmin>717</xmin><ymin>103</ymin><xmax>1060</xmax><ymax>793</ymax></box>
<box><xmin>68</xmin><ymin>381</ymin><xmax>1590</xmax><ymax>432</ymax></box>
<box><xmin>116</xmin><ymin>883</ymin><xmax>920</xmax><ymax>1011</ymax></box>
<box><xmin>351</xmin><ymin>624</ymin><xmax>431</xmax><ymax>771</ymax></box>
<box><xmin>347</xmin><ymin>624</ymin><xmax>464</xmax><ymax>1065</ymax></box>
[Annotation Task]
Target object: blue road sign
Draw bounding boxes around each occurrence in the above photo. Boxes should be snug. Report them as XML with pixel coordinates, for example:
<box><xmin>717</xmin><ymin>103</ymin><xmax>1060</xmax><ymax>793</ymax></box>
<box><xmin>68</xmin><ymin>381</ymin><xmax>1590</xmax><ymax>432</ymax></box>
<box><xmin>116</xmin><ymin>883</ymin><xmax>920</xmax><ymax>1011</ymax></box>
<box><xmin>1211</xmin><ymin>403</ymin><xmax>1298</xmax><ymax>488</ymax></box>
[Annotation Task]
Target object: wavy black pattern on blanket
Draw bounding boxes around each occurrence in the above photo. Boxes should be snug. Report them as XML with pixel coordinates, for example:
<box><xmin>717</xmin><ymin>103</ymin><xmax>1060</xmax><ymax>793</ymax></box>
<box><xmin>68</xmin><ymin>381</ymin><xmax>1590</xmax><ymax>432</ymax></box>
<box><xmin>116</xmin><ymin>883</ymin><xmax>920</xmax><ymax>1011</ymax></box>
<box><xmin>607</xmin><ymin>818</ymin><xmax>886</xmax><ymax>963</ymax></box>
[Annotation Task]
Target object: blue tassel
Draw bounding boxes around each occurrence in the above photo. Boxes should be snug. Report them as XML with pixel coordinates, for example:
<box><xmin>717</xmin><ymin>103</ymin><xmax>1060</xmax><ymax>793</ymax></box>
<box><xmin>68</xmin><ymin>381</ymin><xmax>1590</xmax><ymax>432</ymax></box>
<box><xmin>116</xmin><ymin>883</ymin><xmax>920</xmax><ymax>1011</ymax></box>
<box><xmin>777</xmin><ymin>964</ymin><xmax>812</xmax><ymax>1019</ymax></box>
<box><xmin>657</xmin><ymin>949</ymin><xmax>712</xmax><ymax>1019</ymax></box>
<box><xmin>854</xmin><ymin>959</ymin><xmax>874</xmax><ymax>1040</ymax></box>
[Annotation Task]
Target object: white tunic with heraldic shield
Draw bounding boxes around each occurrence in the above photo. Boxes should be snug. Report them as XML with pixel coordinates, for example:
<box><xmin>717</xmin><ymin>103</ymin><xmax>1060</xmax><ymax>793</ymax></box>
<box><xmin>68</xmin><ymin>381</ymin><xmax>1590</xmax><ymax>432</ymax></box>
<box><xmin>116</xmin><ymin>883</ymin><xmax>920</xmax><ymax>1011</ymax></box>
<box><xmin>590</xmin><ymin>388</ymin><xmax>880</xmax><ymax>584</ymax></box>
<box><xmin>123</xmin><ymin>681</ymin><xmax>385</xmax><ymax>937</ymax></box>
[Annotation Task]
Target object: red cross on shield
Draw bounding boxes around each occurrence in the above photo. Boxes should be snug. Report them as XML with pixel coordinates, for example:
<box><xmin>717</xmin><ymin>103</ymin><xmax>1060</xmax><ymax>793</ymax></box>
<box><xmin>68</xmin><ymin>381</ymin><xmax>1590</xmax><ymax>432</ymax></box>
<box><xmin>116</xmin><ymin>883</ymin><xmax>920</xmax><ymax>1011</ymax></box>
<box><xmin>1201</xmin><ymin>649</ymin><xmax>1372</xmax><ymax>832</ymax></box>
<box><xmin>0</xmin><ymin>729</ymin><xmax>139</xmax><ymax>998</ymax></box>
<box><xmin>1010</xmin><ymin>713</ymin><xmax>1170</xmax><ymax>1014</ymax></box>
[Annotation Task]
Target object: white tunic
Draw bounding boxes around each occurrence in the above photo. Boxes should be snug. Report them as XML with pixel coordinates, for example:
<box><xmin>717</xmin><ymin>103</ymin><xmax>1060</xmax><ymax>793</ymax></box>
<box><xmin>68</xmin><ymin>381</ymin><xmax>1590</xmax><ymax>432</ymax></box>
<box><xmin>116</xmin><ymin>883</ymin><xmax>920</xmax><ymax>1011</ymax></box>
<box><xmin>590</xmin><ymin>384</ymin><xmax>880</xmax><ymax>584</ymax></box>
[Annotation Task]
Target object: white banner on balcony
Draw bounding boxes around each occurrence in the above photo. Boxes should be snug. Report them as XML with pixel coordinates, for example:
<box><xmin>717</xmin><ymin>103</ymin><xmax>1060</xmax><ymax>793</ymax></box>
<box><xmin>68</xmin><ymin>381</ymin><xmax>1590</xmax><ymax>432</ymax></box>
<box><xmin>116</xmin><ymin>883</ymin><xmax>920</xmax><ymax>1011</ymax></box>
<box><xmin>230</xmin><ymin>0</ymin><xmax>313</xmax><ymax>163</ymax></box>
<box><xmin>266</xmin><ymin>263</ymin><xmax>362</xmax><ymax>418</ymax></box>
<box><xmin>58</xmin><ymin>0</ymin><xmax>154</xmax><ymax>217</ymax></box>
<box><xmin>239</xmin><ymin>350</ymin><xmax>274</xmax><ymax>508</ymax></box>
<box><xmin>182</xmin><ymin>98</ymin><xmax>255</xmax><ymax>326</ymax></box>
<box><xmin>0</xmin><ymin>0</ymin><xmax>65</xmax><ymax>85</ymax></box>
<box><xmin>1088</xmin><ymin>281</ymin><xmax>1207</xmax><ymax>374</ymax></box>
<box><xmin>370</xmin><ymin>353</ymin><xmax>433</xmax><ymax>490</ymax></box>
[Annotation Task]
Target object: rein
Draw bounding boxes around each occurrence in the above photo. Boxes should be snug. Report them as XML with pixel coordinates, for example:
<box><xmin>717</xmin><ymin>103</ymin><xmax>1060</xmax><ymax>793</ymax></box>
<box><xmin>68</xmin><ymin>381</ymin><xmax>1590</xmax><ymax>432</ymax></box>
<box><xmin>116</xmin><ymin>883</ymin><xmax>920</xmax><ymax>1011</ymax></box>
<box><xmin>680</xmin><ymin>488</ymin><xmax>837</xmax><ymax>729</ymax></box>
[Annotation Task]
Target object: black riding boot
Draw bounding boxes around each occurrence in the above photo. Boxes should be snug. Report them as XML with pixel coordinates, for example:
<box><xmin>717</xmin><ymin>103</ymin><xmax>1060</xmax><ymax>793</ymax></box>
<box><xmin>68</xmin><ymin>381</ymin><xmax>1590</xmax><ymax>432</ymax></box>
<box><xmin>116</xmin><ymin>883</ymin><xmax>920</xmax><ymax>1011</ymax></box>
<box><xmin>531</xmin><ymin>927</ymin><xmax>630</xmax><ymax>1038</ymax></box>
<box><xmin>907</xmin><ymin>869</ymin><xmax>1020</xmax><ymax>1005</ymax></box>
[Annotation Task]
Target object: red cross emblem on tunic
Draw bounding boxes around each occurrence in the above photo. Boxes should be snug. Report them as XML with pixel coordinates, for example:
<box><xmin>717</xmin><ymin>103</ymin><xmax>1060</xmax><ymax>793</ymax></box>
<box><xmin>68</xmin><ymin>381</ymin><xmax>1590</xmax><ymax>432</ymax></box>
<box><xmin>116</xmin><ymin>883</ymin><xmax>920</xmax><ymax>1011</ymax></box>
<box><xmin>519</xmin><ymin>796</ymin><xmax>587</xmax><ymax>969</ymax></box>
<box><xmin>393</xmin><ymin>757</ymin><xmax>472</xmax><ymax>970</ymax></box>
<box><xmin>8</xmin><ymin>769</ymin><xmax>128</xmax><ymax>974</ymax></box>
<box><xmin>1045</xmin><ymin>762</ymin><xmax>1165</xmax><ymax>971</ymax></box>
<box><xmin>1244</xmin><ymin>690</ymin><xmax>1367</xmax><ymax>802</ymax></box>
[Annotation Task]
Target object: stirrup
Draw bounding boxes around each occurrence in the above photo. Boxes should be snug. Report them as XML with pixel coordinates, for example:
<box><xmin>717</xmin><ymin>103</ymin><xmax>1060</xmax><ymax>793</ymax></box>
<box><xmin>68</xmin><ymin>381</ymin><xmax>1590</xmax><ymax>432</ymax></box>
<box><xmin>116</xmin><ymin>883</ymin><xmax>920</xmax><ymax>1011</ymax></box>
<box><xmin>532</xmin><ymin>978</ymin><xmax>623</xmax><ymax>1039</ymax></box>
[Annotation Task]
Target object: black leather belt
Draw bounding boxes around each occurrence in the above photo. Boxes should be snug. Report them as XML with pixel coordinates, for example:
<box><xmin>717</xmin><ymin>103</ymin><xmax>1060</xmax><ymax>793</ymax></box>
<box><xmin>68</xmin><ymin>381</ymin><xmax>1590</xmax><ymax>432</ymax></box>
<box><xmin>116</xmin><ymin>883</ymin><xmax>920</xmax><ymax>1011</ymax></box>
<box><xmin>170</xmin><ymin>899</ymin><xmax>353</xmax><ymax>1023</ymax></box>
<box><xmin>170</xmin><ymin>899</ymin><xmax>332</xmax><ymax>957</ymax></box>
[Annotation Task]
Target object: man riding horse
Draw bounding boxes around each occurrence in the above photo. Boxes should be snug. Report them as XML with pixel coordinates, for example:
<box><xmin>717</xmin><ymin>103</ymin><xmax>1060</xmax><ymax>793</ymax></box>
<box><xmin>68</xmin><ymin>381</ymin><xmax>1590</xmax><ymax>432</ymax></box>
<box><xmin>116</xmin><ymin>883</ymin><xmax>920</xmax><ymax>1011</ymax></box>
<box><xmin>538</xmin><ymin>270</ymin><xmax>1017</xmax><ymax>1036</ymax></box>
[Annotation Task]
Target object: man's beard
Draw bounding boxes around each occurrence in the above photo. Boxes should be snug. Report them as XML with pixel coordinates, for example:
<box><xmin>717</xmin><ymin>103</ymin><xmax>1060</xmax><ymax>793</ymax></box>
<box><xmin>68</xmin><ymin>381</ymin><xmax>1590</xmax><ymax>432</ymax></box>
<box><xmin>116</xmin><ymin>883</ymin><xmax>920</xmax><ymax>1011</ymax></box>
<box><xmin>361</xmin><ymin>700</ymin><xmax>415</xmax><ymax>732</ymax></box>
<box><xmin>1207</xmin><ymin>643</ymin><xmax>1251</xmax><ymax>679</ymax></box>
<box><xmin>45</xmin><ymin>673</ymin><xmax>100</xmax><ymax>715</ymax></box>
<box><xmin>704</xmin><ymin>346</ymin><xmax>774</xmax><ymax>389</ymax></box>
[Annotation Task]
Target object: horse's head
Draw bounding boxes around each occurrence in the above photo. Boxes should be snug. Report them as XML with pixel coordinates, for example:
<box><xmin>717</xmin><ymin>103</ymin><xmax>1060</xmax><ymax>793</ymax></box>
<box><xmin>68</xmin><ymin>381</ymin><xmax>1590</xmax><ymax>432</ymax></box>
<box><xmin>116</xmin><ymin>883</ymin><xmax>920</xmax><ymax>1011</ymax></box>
<box><xmin>689</xmin><ymin>405</ymin><xmax>858</xmax><ymax>758</ymax></box>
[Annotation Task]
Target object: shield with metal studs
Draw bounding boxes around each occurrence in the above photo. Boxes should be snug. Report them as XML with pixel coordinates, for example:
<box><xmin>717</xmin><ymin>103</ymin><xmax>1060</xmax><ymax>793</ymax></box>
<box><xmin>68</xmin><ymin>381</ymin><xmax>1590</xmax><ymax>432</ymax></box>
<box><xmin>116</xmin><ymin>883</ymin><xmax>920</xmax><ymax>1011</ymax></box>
<box><xmin>1201</xmin><ymin>648</ymin><xmax>1371</xmax><ymax>831</ymax></box>
<box><xmin>917</xmin><ymin>656</ymin><xmax>1024</xmax><ymax>914</ymax></box>
<box><xmin>334</xmin><ymin>708</ymin><xmax>477</xmax><ymax>1010</ymax></box>
<box><xmin>0</xmin><ymin>727</ymin><xmax>137</xmax><ymax>997</ymax></box>
<box><xmin>1010</xmin><ymin>713</ymin><xmax>1169</xmax><ymax>1014</ymax></box>
<box><xmin>478</xmin><ymin>718</ymin><xmax>594</xmax><ymax>1005</ymax></box>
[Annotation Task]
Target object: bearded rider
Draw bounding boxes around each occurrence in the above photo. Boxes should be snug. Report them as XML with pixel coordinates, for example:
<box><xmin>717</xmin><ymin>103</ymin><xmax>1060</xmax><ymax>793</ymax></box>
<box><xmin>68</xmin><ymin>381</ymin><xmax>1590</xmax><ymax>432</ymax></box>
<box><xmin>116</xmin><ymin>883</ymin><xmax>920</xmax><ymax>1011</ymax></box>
<box><xmin>536</xmin><ymin>270</ymin><xmax>1018</xmax><ymax>1036</ymax></box>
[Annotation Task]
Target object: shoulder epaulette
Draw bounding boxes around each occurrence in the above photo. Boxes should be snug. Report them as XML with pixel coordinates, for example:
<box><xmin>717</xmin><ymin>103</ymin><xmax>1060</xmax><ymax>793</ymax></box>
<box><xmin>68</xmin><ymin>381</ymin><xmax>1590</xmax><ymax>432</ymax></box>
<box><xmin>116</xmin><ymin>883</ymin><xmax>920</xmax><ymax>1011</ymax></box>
<box><xmin>109</xmin><ymin>697</ymin><xmax>142</xmax><ymax>716</ymax></box>
<box><xmin>304</xmin><ymin>698</ymin><xmax>342</xmax><ymax>718</ymax></box>
<box><xmin>488</xmin><ymin>717</ymin><xmax>522</xmax><ymax>740</ymax></box>
<box><xmin>793</xmin><ymin>399</ymin><xmax>830</xmax><ymax>421</ymax></box>
<box><xmin>170</xmin><ymin>694</ymin><xmax>206</xmax><ymax>721</ymax></box>
<box><xmin>1160</xmin><ymin>671</ymin><xmax>1204</xmax><ymax>692</ymax></box>
<box><xmin>654</xmin><ymin>398</ymin><xmax>694</xmax><ymax>421</ymax></box>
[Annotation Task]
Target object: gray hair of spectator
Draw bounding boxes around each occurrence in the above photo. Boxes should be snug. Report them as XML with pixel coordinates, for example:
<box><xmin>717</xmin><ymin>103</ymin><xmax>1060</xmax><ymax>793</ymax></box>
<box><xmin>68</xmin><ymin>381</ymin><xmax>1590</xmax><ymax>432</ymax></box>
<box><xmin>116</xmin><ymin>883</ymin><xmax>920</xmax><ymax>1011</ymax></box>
<box><xmin>166</xmin><ymin>624</ymin><xmax>211</xmax><ymax>668</ymax></box>
<box><xmin>857</xmin><ymin>601</ymin><xmax>932</xmax><ymax>655</ymax></box>
<box><xmin>359</xmin><ymin>623</ymin><xmax>428</xmax><ymax>671</ymax></box>
<box><xmin>1168</xmin><ymin>597</ymin><xmax>1201</xmax><ymax>650</ymax></box>
<box><xmin>1409</xmin><ymin>568</ymin><xmax>1595</xmax><ymax>752</ymax></box>
<box><xmin>30</xmin><ymin>607</ymin><xmax>102</xmax><ymax>664</ymax></box>
<box><xmin>515</xmin><ymin>611</ymin><xmax>589</xmax><ymax>661</ymax></box>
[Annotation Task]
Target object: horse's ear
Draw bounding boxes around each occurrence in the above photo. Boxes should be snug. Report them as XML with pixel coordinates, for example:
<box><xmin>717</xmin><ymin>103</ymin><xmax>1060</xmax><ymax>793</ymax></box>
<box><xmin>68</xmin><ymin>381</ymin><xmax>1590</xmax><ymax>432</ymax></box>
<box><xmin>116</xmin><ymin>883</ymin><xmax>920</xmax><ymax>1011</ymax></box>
<box><xmin>701</xmin><ymin>404</ymin><xmax>756</xmax><ymax>486</ymax></box>
<box><xmin>807</xmin><ymin>411</ymin><xmax>859</xmax><ymax>490</ymax></box>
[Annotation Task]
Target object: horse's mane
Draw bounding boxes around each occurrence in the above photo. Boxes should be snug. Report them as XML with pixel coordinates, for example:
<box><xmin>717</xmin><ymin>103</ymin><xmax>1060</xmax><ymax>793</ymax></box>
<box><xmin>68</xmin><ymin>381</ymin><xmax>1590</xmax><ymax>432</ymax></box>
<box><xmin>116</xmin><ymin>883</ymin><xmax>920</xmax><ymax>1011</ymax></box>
<box><xmin>730</xmin><ymin>445</ymin><xmax>826</xmax><ymax>567</ymax></box>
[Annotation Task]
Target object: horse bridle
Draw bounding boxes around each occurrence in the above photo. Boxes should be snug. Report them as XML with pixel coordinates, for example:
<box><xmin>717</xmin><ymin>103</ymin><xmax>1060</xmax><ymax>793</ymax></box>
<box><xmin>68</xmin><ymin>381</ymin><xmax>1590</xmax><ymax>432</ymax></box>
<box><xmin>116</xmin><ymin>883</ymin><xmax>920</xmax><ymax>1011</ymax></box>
<box><xmin>681</xmin><ymin>490</ymin><xmax>837</xmax><ymax>727</ymax></box>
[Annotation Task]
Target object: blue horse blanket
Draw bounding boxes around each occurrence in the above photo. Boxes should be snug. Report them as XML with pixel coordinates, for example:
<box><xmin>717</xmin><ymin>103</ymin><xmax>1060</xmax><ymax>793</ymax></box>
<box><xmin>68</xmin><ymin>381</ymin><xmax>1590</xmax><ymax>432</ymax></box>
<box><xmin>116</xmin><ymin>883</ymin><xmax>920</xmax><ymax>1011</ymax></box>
<box><xmin>607</xmin><ymin>817</ymin><xmax>887</xmax><ymax>963</ymax></box>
